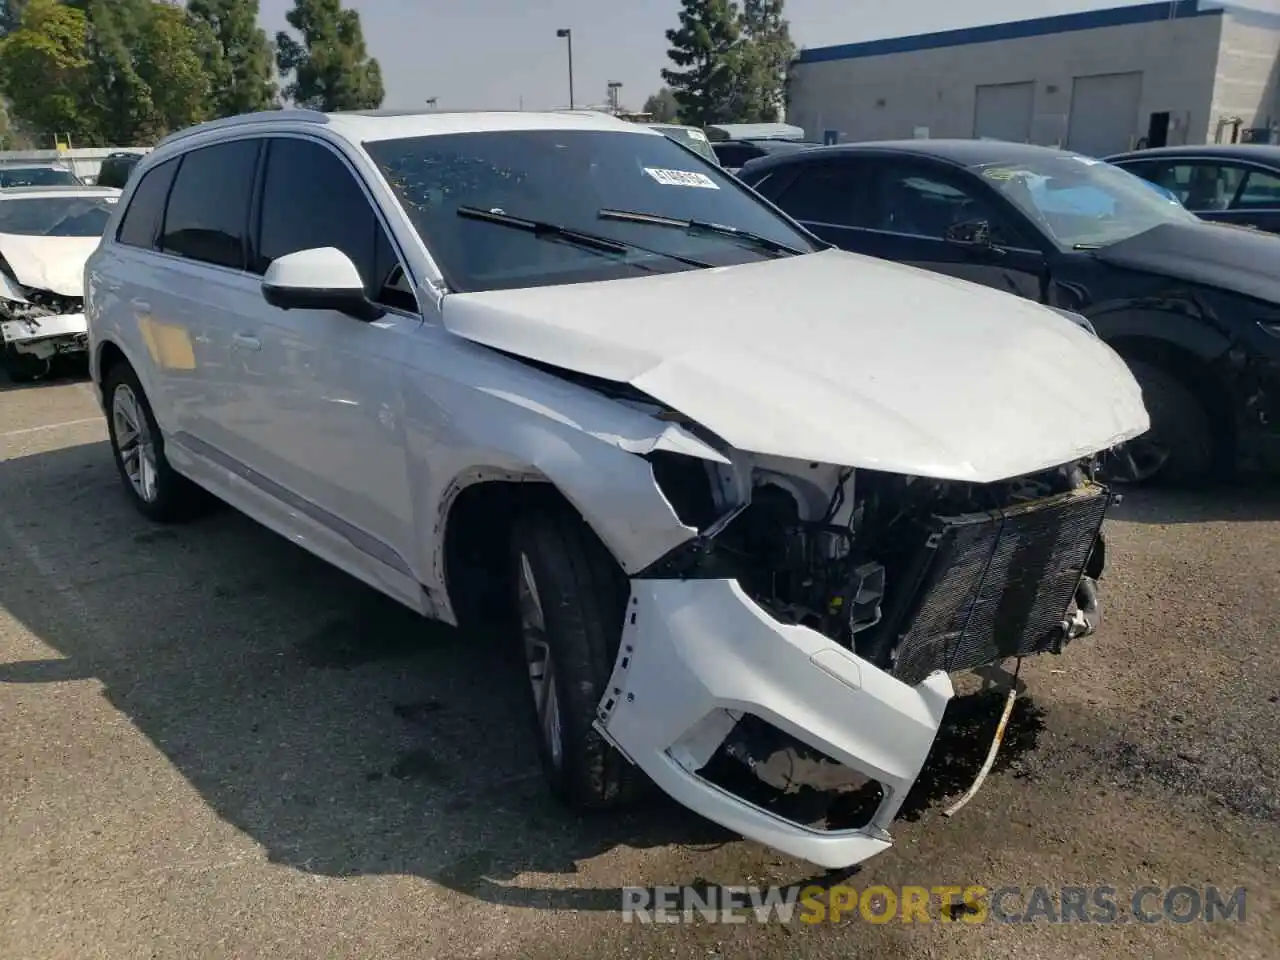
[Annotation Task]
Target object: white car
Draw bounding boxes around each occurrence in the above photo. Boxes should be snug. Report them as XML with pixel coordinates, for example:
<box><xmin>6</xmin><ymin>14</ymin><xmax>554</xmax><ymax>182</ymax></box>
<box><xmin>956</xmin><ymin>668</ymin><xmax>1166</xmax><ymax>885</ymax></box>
<box><xmin>85</xmin><ymin>109</ymin><xmax>1149</xmax><ymax>869</ymax></box>
<box><xmin>0</xmin><ymin>185</ymin><xmax>121</xmax><ymax>381</ymax></box>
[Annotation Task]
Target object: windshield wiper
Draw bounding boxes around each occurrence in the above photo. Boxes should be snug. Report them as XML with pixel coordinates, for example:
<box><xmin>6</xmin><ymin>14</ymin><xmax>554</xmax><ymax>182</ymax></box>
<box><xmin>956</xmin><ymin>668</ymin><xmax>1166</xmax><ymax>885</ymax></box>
<box><xmin>1072</xmin><ymin>242</ymin><xmax>1104</xmax><ymax>250</ymax></box>
<box><xmin>455</xmin><ymin>206</ymin><xmax>713</xmax><ymax>268</ymax></box>
<box><xmin>598</xmin><ymin>208</ymin><xmax>806</xmax><ymax>257</ymax></box>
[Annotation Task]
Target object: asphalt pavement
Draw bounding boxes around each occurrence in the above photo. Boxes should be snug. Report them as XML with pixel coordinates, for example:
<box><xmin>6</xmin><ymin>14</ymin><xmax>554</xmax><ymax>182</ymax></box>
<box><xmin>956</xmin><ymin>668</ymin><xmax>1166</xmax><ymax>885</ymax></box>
<box><xmin>1</xmin><ymin>374</ymin><xmax>1276</xmax><ymax>959</ymax></box>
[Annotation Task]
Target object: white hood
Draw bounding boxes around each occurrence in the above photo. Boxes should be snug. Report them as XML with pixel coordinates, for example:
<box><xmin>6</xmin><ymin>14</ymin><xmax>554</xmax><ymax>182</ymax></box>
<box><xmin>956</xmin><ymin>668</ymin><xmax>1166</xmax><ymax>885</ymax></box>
<box><xmin>0</xmin><ymin>233</ymin><xmax>99</xmax><ymax>297</ymax></box>
<box><xmin>442</xmin><ymin>249</ymin><xmax>1150</xmax><ymax>483</ymax></box>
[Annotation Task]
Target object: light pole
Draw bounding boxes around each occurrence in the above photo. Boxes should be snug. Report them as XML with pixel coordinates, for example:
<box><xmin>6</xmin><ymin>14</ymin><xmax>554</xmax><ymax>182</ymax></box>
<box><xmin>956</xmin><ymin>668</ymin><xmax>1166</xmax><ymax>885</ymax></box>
<box><xmin>555</xmin><ymin>28</ymin><xmax>574</xmax><ymax>109</ymax></box>
<box><xmin>425</xmin><ymin>97</ymin><xmax>438</xmax><ymax>110</ymax></box>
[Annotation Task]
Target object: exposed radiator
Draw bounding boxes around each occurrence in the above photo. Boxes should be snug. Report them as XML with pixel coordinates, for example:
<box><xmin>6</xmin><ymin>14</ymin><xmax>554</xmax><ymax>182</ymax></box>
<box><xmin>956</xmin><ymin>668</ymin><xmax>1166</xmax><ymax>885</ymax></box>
<box><xmin>890</xmin><ymin>485</ymin><xmax>1112</xmax><ymax>686</ymax></box>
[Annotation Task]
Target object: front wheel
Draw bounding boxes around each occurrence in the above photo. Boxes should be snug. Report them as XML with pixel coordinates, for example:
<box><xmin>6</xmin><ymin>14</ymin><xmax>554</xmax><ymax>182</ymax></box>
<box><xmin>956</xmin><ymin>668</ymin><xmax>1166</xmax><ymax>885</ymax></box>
<box><xmin>1103</xmin><ymin>359</ymin><xmax>1219</xmax><ymax>486</ymax></box>
<box><xmin>2</xmin><ymin>345</ymin><xmax>51</xmax><ymax>383</ymax></box>
<box><xmin>510</xmin><ymin>507</ymin><xmax>636</xmax><ymax>810</ymax></box>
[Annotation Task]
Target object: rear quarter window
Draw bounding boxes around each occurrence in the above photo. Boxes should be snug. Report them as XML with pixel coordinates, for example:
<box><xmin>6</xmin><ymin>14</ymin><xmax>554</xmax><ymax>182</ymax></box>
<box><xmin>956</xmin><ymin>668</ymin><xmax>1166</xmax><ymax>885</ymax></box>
<box><xmin>117</xmin><ymin>158</ymin><xmax>180</xmax><ymax>249</ymax></box>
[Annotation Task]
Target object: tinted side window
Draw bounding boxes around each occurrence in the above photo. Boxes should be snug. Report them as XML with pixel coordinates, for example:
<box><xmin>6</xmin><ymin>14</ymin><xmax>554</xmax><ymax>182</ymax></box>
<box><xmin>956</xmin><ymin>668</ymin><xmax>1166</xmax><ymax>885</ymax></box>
<box><xmin>117</xmin><ymin>158</ymin><xmax>179</xmax><ymax>249</ymax></box>
<box><xmin>714</xmin><ymin>144</ymin><xmax>763</xmax><ymax>168</ymax></box>
<box><xmin>256</xmin><ymin>137</ymin><xmax>414</xmax><ymax>310</ymax></box>
<box><xmin>773</xmin><ymin>164</ymin><xmax>871</xmax><ymax>226</ymax></box>
<box><xmin>159</xmin><ymin>139</ymin><xmax>260</xmax><ymax>269</ymax></box>
<box><xmin>1233</xmin><ymin>168</ymin><xmax>1280</xmax><ymax>209</ymax></box>
<box><xmin>1157</xmin><ymin>162</ymin><xmax>1246</xmax><ymax>211</ymax></box>
<box><xmin>873</xmin><ymin>164</ymin><xmax>1030</xmax><ymax>246</ymax></box>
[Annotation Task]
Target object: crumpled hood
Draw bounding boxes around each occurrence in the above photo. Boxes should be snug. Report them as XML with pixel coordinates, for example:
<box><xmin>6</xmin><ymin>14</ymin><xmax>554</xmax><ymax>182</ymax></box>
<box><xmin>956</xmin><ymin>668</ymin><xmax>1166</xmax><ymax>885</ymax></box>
<box><xmin>442</xmin><ymin>249</ymin><xmax>1150</xmax><ymax>482</ymax></box>
<box><xmin>1094</xmin><ymin>221</ymin><xmax>1280</xmax><ymax>304</ymax></box>
<box><xmin>0</xmin><ymin>233</ymin><xmax>99</xmax><ymax>298</ymax></box>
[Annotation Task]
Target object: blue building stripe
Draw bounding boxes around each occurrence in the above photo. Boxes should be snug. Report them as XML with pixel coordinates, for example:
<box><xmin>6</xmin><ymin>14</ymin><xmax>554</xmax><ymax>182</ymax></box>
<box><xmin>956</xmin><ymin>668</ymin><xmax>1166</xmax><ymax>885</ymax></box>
<box><xmin>795</xmin><ymin>1</ymin><xmax>1244</xmax><ymax>65</ymax></box>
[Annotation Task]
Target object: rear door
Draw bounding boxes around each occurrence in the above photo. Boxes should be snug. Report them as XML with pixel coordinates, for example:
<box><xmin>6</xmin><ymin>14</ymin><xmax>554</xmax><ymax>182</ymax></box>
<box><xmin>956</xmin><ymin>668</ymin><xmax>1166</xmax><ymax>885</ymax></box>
<box><xmin>148</xmin><ymin>138</ymin><xmax>263</xmax><ymax>459</ymax></box>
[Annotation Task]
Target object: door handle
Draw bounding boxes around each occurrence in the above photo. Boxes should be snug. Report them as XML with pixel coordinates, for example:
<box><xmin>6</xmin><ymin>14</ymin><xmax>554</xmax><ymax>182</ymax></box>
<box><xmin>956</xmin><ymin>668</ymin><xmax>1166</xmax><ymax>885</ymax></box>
<box><xmin>231</xmin><ymin>333</ymin><xmax>261</xmax><ymax>352</ymax></box>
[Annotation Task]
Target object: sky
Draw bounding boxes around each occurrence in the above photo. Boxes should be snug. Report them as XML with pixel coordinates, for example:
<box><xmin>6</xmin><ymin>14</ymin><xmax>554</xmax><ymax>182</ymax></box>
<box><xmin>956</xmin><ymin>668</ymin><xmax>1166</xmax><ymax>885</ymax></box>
<box><xmin>256</xmin><ymin>0</ymin><xmax>1280</xmax><ymax>112</ymax></box>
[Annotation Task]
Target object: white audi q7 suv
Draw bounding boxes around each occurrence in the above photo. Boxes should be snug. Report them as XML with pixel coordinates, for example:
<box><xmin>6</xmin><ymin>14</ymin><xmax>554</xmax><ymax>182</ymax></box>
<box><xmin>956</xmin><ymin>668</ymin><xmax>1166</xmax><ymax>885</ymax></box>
<box><xmin>85</xmin><ymin>108</ymin><xmax>1149</xmax><ymax>869</ymax></box>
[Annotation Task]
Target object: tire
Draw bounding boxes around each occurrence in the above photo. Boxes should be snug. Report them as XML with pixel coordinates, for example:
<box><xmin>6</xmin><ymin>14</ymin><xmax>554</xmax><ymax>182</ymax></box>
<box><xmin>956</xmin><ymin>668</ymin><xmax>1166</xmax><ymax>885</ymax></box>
<box><xmin>2</xmin><ymin>345</ymin><xmax>51</xmax><ymax>383</ymax></box>
<box><xmin>1110</xmin><ymin>358</ymin><xmax>1218</xmax><ymax>486</ymax></box>
<box><xmin>510</xmin><ymin>506</ymin><xmax>636</xmax><ymax>810</ymax></box>
<box><xmin>103</xmin><ymin>361</ymin><xmax>210</xmax><ymax>522</ymax></box>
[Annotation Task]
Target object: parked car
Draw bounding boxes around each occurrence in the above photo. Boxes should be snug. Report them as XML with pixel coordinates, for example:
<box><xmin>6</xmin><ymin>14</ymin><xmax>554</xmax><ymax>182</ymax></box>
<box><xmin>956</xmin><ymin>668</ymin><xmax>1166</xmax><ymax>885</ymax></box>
<box><xmin>711</xmin><ymin>137</ymin><xmax>822</xmax><ymax>174</ymax></box>
<box><xmin>739</xmin><ymin>139</ymin><xmax>1280</xmax><ymax>484</ymax></box>
<box><xmin>648</xmin><ymin>123</ymin><xmax>720</xmax><ymax>165</ymax></box>
<box><xmin>0</xmin><ymin>163</ymin><xmax>83</xmax><ymax>188</ymax></box>
<box><xmin>95</xmin><ymin>151</ymin><xmax>147</xmax><ymax>189</ymax></box>
<box><xmin>1106</xmin><ymin>143</ymin><xmax>1280</xmax><ymax>234</ymax></box>
<box><xmin>86</xmin><ymin>109</ymin><xmax>1147</xmax><ymax>870</ymax></box>
<box><xmin>0</xmin><ymin>184</ymin><xmax>121</xmax><ymax>381</ymax></box>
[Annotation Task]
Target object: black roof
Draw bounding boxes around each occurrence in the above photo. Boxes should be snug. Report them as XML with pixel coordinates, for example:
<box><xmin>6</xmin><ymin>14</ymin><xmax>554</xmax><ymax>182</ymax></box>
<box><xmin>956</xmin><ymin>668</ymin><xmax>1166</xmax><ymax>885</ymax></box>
<box><xmin>1106</xmin><ymin>143</ymin><xmax>1280</xmax><ymax>164</ymax></box>
<box><xmin>819</xmin><ymin>138</ymin><xmax>1077</xmax><ymax>165</ymax></box>
<box><xmin>736</xmin><ymin>138</ymin><xmax>1079</xmax><ymax>179</ymax></box>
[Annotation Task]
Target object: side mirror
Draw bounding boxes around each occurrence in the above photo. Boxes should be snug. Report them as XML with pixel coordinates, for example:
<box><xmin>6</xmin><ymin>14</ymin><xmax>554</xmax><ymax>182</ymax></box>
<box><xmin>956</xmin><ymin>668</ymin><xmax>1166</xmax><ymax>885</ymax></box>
<box><xmin>944</xmin><ymin>219</ymin><xmax>992</xmax><ymax>247</ymax></box>
<box><xmin>261</xmin><ymin>247</ymin><xmax>385</xmax><ymax>322</ymax></box>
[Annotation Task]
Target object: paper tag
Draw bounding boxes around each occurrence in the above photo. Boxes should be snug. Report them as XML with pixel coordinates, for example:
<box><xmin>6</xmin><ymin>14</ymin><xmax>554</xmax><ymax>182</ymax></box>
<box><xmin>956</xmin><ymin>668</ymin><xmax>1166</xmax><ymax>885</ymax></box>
<box><xmin>644</xmin><ymin>167</ymin><xmax>720</xmax><ymax>189</ymax></box>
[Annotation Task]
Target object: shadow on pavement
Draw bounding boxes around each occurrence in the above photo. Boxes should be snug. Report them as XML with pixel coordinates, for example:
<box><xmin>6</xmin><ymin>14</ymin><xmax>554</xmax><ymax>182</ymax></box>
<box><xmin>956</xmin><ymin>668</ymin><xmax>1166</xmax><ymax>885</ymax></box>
<box><xmin>0</xmin><ymin>439</ymin><xmax>1044</xmax><ymax>911</ymax></box>
<box><xmin>1113</xmin><ymin>479</ymin><xmax>1280</xmax><ymax>525</ymax></box>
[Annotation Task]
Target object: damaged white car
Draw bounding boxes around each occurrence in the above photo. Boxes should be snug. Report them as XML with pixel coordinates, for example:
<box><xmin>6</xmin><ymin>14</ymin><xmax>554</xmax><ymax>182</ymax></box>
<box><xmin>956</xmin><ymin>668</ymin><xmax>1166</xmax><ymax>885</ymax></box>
<box><xmin>0</xmin><ymin>185</ymin><xmax>120</xmax><ymax>381</ymax></box>
<box><xmin>86</xmin><ymin>109</ymin><xmax>1149</xmax><ymax>869</ymax></box>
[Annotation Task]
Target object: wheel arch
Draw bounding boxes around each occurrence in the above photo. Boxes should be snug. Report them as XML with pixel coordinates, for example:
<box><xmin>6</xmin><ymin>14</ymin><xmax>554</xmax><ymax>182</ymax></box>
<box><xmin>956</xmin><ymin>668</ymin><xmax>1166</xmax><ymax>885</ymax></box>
<box><xmin>1105</xmin><ymin>333</ymin><xmax>1238</xmax><ymax>463</ymax></box>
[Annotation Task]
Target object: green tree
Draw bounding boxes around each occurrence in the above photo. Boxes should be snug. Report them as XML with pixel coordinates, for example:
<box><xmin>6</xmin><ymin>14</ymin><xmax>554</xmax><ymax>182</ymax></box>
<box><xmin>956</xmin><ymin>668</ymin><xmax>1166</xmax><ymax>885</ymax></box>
<box><xmin>661</xmin><ymin>0</ymin><xmax>743</xmax><ymax>126</ymax></box>
<box><xmin>642</xmin><ymin>86</ymin><xmax>679</xmax><ymax>122</ymax></box>
<box><xmin>188</xmin><ymin>0</ymin><xmax>277</xmax><ymax>116</ymax></box>
<box><xmin>135</xmin><ymin>2</ymin><xmax>213</xmax><ymax>135</ymax></box>
<box><xmin>734</xmin><ymin>0</ymin><xmax>795</xmax><ymax>122</ymax></box>
<box><xmin>276</xmin><ymin>0</ymin><xmax>383</xmax><ymax>112</ymax></box>
<box><xmin>0</xmin><ymin>0</ymin><xmax>92</xmax><ymax>143</ymax></box>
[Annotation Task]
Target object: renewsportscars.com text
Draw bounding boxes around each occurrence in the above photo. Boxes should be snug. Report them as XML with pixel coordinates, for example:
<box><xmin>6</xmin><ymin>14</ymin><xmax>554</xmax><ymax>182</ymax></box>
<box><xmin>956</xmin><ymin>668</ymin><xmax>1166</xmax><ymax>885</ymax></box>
<box><xmin>621</xmin><ymin>884</ymin><xmax>1248</xmax><ymax>925</ymax></box>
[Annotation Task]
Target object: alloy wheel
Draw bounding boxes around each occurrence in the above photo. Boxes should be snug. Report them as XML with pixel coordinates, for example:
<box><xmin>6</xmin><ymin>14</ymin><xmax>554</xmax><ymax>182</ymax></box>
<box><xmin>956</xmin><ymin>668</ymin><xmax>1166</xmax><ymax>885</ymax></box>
<box><xmin>111</xmin><ymin>383</ymin><xmax>159</xmax><ymax>503</ymax></box>
<box><xmin>518</xmin><ymin>551</ymin><xmax>563</xmax><ymax>768</ymax></box>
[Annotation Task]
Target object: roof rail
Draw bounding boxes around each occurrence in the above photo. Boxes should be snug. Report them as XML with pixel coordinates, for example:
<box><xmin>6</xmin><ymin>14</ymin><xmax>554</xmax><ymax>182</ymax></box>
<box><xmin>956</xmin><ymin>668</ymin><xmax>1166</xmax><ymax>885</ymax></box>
<box><xmin>156</xmin><ymin>109</ymin><xmax>330</xmax><ymax>148</ymax></box>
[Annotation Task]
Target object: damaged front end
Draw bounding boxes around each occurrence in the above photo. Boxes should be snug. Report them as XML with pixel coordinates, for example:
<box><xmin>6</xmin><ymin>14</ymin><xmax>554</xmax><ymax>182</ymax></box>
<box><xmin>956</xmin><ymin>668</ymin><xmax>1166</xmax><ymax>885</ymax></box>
<box><xmin>0</xmin><ymin>279</ymin><xmax>87</xmax><ymax>381</ymax></box>
<box><xmin>594</xmin><ymin>449</ymin><xmax>1113</xmax><ymax>869</ymax></box>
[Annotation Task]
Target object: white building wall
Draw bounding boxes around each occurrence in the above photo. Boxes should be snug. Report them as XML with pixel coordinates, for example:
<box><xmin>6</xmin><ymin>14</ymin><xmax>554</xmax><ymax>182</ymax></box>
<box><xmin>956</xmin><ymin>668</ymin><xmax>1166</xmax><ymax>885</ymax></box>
<box><xmin>1210</xmin><ymin>12</ymin><xmax>1280</xmax><ymax>138</ymax></box>
<box><xmin>788</xmin><ymin>15</ymin><xmax>1223</xmax><ymax>149</ymax></box>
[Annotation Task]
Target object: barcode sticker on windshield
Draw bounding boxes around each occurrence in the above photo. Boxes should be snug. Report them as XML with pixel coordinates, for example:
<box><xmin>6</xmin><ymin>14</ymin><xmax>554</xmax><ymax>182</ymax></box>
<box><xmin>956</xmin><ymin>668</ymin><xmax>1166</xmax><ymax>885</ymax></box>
<box><xmin>644</xmin><ymin>167</ymin><xmax>720</xmax><ymax>189</ymax></box>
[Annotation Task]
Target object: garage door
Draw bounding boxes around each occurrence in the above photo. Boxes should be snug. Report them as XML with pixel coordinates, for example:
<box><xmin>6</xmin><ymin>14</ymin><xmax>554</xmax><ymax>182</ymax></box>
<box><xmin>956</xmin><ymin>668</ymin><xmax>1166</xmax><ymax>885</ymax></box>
<box><xmin>973</xmin><ymin>82</ymin><xmax>1035</xmax><ymax>143</ymax></box>
<box><xmin>1065</xmin><ymin>72</ymin><xmax>1143</xmax><ymax>157</ymax></box>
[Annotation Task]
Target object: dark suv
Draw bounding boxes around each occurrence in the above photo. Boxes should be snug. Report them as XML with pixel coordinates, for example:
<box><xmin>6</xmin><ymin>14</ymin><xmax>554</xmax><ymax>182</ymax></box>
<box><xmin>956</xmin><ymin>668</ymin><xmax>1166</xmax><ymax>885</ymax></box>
<box><xmin>95</xmin><ymin>152</ymin><xmax>146</xmax><ymax>189</ymax></box>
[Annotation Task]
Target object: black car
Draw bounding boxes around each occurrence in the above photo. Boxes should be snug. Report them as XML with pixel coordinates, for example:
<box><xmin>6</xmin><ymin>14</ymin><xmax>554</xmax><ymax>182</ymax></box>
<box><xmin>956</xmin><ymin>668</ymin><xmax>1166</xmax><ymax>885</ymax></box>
<box><xmin>1106</xmin><ymin>144</ymin><xmax>1280</xmax><ymax>235</ymax></box>
<box><xmin>95</xmin><ymin>151</ymin><xmax>145</xmax><ymax>189</ymax></box>
<box><xmin>0</xmin><ymin>164</ymin><xmax>83</xmax><ymax>188</ymax></box>
<box><xmin>738</xmin><ymin>139</ymin><xmax>1280</xmax><ymax>484</ymax></box>
<box><xmin>711</xmin><ymin>138</ymin><xmax>821</xmax><ymax>174</ymax></box>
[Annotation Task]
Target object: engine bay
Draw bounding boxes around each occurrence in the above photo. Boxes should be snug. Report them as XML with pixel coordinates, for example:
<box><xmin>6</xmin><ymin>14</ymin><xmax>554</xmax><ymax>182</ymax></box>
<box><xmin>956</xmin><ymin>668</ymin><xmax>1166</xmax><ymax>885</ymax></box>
<box><xmin>647</xmin><ymin>450</ymin><xmax>1109</xmax><ymax>677</ymax></box>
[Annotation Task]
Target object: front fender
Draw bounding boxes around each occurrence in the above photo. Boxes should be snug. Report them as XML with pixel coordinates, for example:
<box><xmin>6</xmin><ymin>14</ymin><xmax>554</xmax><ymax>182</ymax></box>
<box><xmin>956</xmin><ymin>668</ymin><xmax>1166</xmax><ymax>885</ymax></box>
<box><xmin>411</xmin><ymin>350</ymin><xmax>726</xmax><ymax>593</ymax></box>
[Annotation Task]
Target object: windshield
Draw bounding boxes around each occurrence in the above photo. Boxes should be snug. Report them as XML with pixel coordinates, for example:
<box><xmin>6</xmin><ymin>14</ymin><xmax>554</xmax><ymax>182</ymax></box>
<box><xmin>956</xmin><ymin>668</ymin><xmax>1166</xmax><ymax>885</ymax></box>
<box><xmin>364</xmin><ymin>128</ymin><xmax>818</xmax><ymax>292</ymax></box>
<box><xmin>0</xmin><ymin>167</ymin><xmax>81</xmax><ymax>188</ymax></box>
<box><xmin>0</xmin><ymin>196</ymin><xmax>118</xmax><ymax>237</ymax></box>
<box><xmin>650</xmin><ymin>125</ymin><xmax>719</xmax><ymax>164</ymax></box>
<box><xmin>972</xmin><ymin>153</ymin><xmax>1199</xmax><ymax>249</ymax></box>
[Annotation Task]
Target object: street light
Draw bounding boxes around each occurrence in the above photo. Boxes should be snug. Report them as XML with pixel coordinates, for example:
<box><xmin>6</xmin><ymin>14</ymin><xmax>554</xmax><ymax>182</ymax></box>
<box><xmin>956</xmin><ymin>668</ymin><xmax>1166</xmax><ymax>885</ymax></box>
<box><xmin>425</xmin><ymin>97</ymin><xmax>438</xmax><ymax>109</ymax></box>
<box><xmin>555</xmin><ymin>28</ymin><xmax>574</xmax><ymax>109</ymax></box>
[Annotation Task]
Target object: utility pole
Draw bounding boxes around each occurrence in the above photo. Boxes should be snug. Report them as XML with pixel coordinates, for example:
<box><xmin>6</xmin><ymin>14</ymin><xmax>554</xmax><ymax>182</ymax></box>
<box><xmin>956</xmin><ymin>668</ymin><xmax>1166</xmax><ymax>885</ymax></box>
<box><xmin>556</xmin><ymin>28</ymin><xmax>575</xmax><ymax>109</ymax></box>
